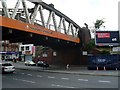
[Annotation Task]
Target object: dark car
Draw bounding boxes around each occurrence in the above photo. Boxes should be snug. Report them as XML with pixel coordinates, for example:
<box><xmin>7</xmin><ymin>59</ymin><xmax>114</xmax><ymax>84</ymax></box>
<box><xmin>37</xmin><ymin>61</ymin><xmax>49</xmax><ymax>67</ymax></box>
<box><xmin>43</xmin><ymin>63</ymin><xmax>49</xmax><ymax>67</ymax></box>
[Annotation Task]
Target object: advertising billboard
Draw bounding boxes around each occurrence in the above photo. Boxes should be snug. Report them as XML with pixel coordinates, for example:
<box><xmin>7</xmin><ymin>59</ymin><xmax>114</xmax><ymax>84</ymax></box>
<box><xmin>95</xmin><ymin>31</ymin><xmax>119</xmax><ymax>46</ymax></box>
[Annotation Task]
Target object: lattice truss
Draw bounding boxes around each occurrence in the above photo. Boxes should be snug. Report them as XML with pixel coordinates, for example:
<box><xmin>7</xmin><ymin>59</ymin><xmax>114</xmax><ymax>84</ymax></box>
<box><xmin>0</xmin><ymin>0</ymin><xmax>80</xmax><ymax>37</ymax></box>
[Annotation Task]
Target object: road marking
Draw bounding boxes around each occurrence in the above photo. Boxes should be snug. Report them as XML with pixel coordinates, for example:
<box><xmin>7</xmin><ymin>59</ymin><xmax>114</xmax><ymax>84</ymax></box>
<box><xmin>61</xmin><ymin>78</ymin><xmax>69</xmax><ymax>80</ymax></box>
<box><xmin>27</xmin><ymin>74</ymin><xmax>32</xmax><ymax>76</ymax></box>
<box><xmin>98</xmin><ymin>80</ymin><xmax>111</xmax><ymax>83</ymax></box>
<box><xmin>37</xmin><ymin>75</ymin><xmax>43</xmax><ymax>78</ymax></box>
<box><xmin>13</xmin><ymin>78</ymin><xmax>35</xmax><ymax>83</ymax></box>
<box><xmin>51</xmin><ymin>84</ymin><xmax>76</xmax><ymax>88</ymax></box>
<box><xmin>48</xmin><ymin>76</ymin><xmax>55</xmax><ymax>79</ymax></box>
<box><xmin>78</xmin><ymin>79</ymin><xmax>88</xmax><ymax>81</ymax></box>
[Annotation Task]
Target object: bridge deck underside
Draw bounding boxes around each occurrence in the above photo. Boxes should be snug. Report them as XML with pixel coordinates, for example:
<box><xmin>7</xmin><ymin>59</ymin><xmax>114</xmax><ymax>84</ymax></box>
<box><xmin>2</xmin><ymin>26</ymin><xmax>79</xmax><ymax>48</ymax></box>
<box><xmin>0</xmin><ymin>16</ymin><xmax>80</xmax><ymax>48</ymax></box>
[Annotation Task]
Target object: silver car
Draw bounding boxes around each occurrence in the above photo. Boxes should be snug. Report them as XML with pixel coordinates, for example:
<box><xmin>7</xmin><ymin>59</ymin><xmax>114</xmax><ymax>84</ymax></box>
<box><xmin>25</xmin><ymin>61</ymin><xmax>36</xmax><ymax>66</ymax></box>
<box><xmin>1</xmin><ymin>62</ymin><xmax>15</xmax><ymax>73</ymax></box>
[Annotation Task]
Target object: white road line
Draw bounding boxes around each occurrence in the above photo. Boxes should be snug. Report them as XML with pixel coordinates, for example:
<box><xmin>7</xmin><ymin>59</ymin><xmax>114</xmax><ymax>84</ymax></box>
<box><xmin>13</xmin><ymin>78</ymin><xmax>35</xmax><ymax>83</ymax></box>
<box><xmin>37</xmin><ymin>75</ymin><xmax>43</xmax><ymax>78</ymax></box>
<box><xmin>98</xmin><ymin>80</ymin><xmax>111</xmax><ymax>83</ymax></box>
<box><xmin>48</xmin><ymin>76</ymin><xmax>55</xmax><ymax>79</ymax></box>
<box><xmin>51</xmin><ymin>84</ymin><xmax>76</xmax><ymax>88</ymax></box>
<box><xmin>27</xmin><ymin>74</ymin><xmax>32</xmax><ymax>76</ymax></box>
<box><xmin>61</xmin><ymin>78</ymin><xmax>69</xmax><ymax>80</ymax></box>
<box><xmin>78</xmin><ymin>79</ymin><xmax>88</xmax><ymax>81</ymax></box>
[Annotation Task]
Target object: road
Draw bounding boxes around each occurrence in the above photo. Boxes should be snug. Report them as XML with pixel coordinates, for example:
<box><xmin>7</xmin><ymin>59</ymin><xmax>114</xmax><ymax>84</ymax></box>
<box><xmin>2</xmin><ymin>69</ymin><xmax>118</xmax><ymax>89</ymax></box>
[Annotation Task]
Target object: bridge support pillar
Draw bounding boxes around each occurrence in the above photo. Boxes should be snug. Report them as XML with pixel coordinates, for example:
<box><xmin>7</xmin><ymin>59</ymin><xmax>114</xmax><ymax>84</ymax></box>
<box><xmin>52</xmin><ymin>47</ymin><xmax>81</xmax><ymax>65</ymax></box>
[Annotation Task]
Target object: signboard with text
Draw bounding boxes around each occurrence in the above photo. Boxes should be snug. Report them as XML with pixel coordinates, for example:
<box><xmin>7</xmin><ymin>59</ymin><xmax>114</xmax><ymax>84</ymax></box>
<box><xmin>95</xmin><ymin>31</ymin><xmax>119</xmax><ymax>46</ymax></box>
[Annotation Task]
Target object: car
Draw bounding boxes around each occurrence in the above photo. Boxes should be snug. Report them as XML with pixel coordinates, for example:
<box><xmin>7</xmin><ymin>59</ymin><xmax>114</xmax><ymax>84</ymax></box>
<box><xmin>5</xmin><ymin>58</ymin><xmax>13</xmax><ymax>61</ymax></box>
<box><xmin>37</xmin><ymin>61</ymin><xmax>49</xmax><ymax>67</ymax></box>
<box><xmin>1</xmin><ymin>62</ymin><xmax>15</xmax><ymax>73</ymax></box>
<box><xmin>43</xmin><ymin>63</ymin><xmax>49</xmax><ymax>67</ymax></box>
<box><xmin>16</xmin><ymin>58</ymin><xmax>22</xmax><ymax>61</ymax></box>
<box><xmin>37</xmin><ymin>61</ymin><xmax>44</xmax><ymax>67</ymax></box>
<box><xmin>25</xmin><ymin>61</ymin><xmax>36</xmax><ymax>66</ymax></box>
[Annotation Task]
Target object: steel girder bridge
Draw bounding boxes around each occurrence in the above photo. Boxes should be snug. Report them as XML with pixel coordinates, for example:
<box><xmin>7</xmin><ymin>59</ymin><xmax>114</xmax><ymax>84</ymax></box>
<box><xmin>0</xmin><ymin>0</ymin><xmax>83</xmax><ymax>64</ymax></box>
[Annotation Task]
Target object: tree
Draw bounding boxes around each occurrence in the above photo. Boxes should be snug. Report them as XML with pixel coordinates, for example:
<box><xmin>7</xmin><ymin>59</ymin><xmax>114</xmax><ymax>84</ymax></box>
<box><xmin>94</xmin><ymin>18</ymin><xmax>105</xmax><ymax>30</ymax></box>
<box><xmin>100</xmin><ymin>50</ymin><xmax>110</xmax><ymax>54</ymax></box>
<box><xmin>35</xmin><ymin>46</ymin><xmax>50</xmax><ymax>57</ymax></box>
<box><xmin>85</xmin><ymin>39</ymin><xmax>95</xmax><ymax>51</ymax></box>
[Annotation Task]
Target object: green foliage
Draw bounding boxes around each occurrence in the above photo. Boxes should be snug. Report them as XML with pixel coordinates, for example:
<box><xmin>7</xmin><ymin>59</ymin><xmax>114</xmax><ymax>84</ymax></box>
<box><xmin>35</xmin><ymin>46</ymin><xmax>44</xmax><ymax>57</ymax></box>
<box><xmin>35</xmin><ymin>46</ymin><xmax>50</xmax><ymax>57</ymax></box>
<box><xmin>94</xmin><ymin>18</ymin><xmax>105</xmax><ymax>29</ymax></box>
<box><xmin>100</xmin><ymin>50</ymin><xmax>110</xmax><ymax>54</ymax></box>
<box><xmin>85</xmin><ymin>39</ymin><xmax>95</xmax><ymax>51</ymax></box>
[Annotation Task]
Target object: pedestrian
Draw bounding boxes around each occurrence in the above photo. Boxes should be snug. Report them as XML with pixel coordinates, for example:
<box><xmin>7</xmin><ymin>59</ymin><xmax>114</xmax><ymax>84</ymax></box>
<box><xmin>66</xmin><ymin>64</ymin><xmax>69</xmax><ymax>70</ymax></box>
<box><xmin>13</xmin><ymin>57</ymin><xmax>16</xmax><ymax>63</ymax></box>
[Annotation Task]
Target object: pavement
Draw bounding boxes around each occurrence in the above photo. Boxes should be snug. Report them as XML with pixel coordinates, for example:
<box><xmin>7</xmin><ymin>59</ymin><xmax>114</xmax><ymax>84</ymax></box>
<box><xmin>12</xmin><ymin>61</ymin><xmax>119</xmax><ymax>77</ymax></box>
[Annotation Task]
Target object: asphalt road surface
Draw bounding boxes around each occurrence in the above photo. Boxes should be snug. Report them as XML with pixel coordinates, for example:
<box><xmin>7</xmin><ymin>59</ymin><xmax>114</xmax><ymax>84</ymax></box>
<box><xmin>2</xmin><ymin>69</ymin><xmax>119</xmax><ymax>89</ymax></box>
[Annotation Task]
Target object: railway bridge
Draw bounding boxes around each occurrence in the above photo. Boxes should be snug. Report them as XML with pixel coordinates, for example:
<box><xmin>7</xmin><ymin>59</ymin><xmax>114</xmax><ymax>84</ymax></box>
<box><xmin>0</xmin><ymin>0</ymin><xmax>89</xmax><ymax>65</ymax></box>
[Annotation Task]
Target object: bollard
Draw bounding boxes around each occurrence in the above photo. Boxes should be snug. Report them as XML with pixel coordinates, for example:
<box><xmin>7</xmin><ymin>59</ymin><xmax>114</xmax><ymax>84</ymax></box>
<box><xmin>104</xmin><ymin>66</ymin><xmax>106</xmax><ymax>70</ymax></box>
<box><xmin>66</xmin><ymin>64</ymin><xmax>69</xmax><ymax>70</ymax></box>
<box><xmin>97</xmin><ymin>66</ymin><xmax>99</xmax><ymax>70</ymax></box>
<box><xmin>116</xmin><ymin>68</ymin><xmax>118</xmax><ymax>71</ymax></box>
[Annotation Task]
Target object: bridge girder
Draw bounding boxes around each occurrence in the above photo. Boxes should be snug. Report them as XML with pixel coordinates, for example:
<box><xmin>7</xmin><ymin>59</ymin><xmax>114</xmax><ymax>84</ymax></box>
<box><xmin>0</xmin><ymin>0</ymin><xmax>81</xmax><ymax>37</ymax></box>
<box><xmin>2</xmin><ymin>26</ymin><xmax>79</xmax><ymax>49</ymax></box>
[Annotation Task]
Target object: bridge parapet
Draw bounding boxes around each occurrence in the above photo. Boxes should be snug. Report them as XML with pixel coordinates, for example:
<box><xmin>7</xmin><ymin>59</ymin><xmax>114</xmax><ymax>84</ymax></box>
<box><xmin>0</xmin><ymin>0</ymin><xmax>81</xmax><ymax>37</ymax></box>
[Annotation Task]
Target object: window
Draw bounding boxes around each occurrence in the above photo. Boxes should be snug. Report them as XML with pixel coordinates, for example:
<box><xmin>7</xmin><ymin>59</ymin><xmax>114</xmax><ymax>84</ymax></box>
<box><xmin>2</xmin><ymin>63</ymin><xmax>12</xmax><ymax>66</ymax></box>
<box><xmin>21</xmin><ymin>46</ymin><xmax>24</xmax><ymax>51</ymax></box>
<box><xmin>26</xmin><ymin>46</ymin><xmax>29</xmax><ymax>51</ymax></box>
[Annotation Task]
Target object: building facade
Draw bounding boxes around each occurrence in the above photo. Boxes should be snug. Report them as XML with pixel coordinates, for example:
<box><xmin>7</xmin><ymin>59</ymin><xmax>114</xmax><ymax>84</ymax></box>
<box><xmin>0</xmin><ymin>40</ymin><xmax>20</xmax><ymax>60</ymax></box>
